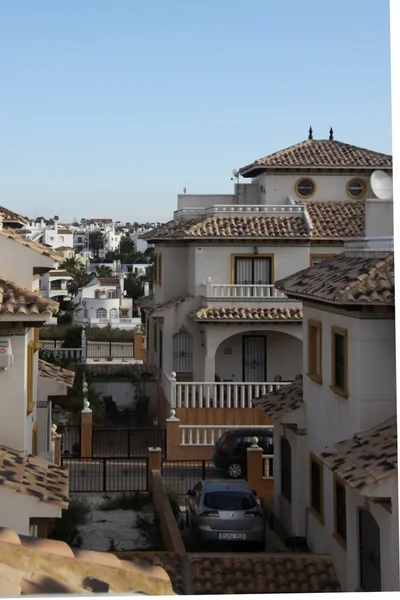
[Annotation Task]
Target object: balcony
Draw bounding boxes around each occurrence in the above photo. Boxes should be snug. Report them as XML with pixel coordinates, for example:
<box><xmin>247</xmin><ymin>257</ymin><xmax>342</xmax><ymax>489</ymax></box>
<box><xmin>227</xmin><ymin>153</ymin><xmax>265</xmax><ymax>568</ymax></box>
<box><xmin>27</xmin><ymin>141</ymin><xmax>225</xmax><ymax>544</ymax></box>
<box><xmin>202</xmin><ymin>280</ymin><xmax>288</xmax><ymax>300</ymax></box>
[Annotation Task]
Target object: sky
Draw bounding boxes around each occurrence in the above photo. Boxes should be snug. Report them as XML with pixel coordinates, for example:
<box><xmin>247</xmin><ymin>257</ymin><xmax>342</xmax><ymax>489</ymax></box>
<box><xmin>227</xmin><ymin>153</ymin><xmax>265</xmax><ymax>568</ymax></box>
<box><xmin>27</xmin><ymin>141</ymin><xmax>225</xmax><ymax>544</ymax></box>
<box><xmin>0</xmin><ymin>0</ymin><xmax>392</xmax><ymax>223</ymax></box>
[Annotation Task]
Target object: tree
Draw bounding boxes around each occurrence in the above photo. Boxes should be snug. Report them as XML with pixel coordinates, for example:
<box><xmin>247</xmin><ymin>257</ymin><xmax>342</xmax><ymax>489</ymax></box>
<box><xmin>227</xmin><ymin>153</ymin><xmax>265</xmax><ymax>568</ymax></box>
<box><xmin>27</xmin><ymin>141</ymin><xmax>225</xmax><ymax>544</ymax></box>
<box><xmin>94</xmin><ymin>265</ymin><xmax>113</xmax><ymax>278</ymax></box>
<box><xmin>67</xmin><ymin>269</ymin><xmax>93</xmax><ymax>297</ymax></box>
<box><xmin>89</xmin><ymin>231</ymin><xmax>105</xmax><ymax>258</ymax></box>
<box><xmin>54</xmin><ymin>215</ymin><xmax>59</xmax><ymax>221</ymax></box>
<box><xmin>119</xmin><ymin>235</ymin><xmax>135</xmax><ymax>255</ymax></box>
<box><xmin>124</xmin><ymin>272</ymin><xmax>146</xmax><ymax>300</ymax></box>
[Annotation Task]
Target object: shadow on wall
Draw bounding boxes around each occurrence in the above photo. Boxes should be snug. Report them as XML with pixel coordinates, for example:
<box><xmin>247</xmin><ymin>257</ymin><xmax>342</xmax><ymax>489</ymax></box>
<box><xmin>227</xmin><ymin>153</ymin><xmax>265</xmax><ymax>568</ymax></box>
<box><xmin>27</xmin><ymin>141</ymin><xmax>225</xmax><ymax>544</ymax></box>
<box><xmin>91</xmin><ymin>381</ymin><xmax>158</xmax><ymax>415</ymax></box>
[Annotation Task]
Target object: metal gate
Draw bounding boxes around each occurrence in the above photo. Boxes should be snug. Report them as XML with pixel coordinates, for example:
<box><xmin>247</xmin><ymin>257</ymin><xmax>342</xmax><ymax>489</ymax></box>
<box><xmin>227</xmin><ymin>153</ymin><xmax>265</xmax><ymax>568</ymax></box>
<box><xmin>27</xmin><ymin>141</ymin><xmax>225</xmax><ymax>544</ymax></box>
<box><xmin>92</xmin><ymin>428</ymin><xmax>167</xmax><ymax>458</ymax></box>
<box><xmin>359</xmin><ymin>508</ymin><xmax>382</xmax><ymax>591</ymax></box>
<box><xmin>173</xmin><ymin>331</ymin><xmax>193</xmax><ymax>373</ymax></box>
<box><xmin>161</xmin><ymin>459</ymin><xmax>219</xmax><ymax>495</ymax></box>
<box><xmin>242</xmin><ymin>335</ymin><xmax>267</xmax><ymax>382</ymax></box>
<box><xmin>61</xmin><ymin>456</ymin><xmax>148</xmax><ymax>493</ymax></box>
<box><xmin>86</xmin><ymin>340</ymin><xmax>134</xmax><ymax>359</ymax></box>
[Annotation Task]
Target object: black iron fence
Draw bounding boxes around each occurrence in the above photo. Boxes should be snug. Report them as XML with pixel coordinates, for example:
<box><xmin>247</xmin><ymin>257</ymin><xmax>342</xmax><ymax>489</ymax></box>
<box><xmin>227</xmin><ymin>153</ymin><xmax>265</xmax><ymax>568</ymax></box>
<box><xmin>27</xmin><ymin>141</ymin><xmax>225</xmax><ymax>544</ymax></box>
<box><xmin>161</xmin><ymin>459</ymin><xmax>221</xmax><ymax>495</ymax></box>
<box><xmin>59</xmin><ymin>426</ymin><xmax>81</xmax><ymax>456</ymax></box>
<box><xmin>92</xmin><ymin>429</ymin><xmax>167</xmax><ymax>458</ymax></box>
<box><xmin>87</xmin><ymin>340</ymin><xmax>134</xmax><ymax>359</ymax></box>
<box><xmin>61</xmin><ymin>456</ymin><xmax>148</xmax><ymax>493</ymax></box>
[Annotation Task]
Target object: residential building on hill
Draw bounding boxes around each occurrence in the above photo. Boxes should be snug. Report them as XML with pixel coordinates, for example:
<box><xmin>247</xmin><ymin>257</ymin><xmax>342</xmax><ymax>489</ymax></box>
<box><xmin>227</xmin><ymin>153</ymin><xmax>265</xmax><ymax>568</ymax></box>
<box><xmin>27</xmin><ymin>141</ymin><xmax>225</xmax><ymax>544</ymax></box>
<box><xmin>73</xmin><ymin>276</ymin><xmax>140</xmax><ymax>329</ymax></box>
<box><xmin>253</xmin><ymin>181</ymin><xmax>397</xmax><ymax>591</ymax></box>
<box><xmin>137</xmin><ymin>133</ymin><xmax>392</xmax><ymax>457</ymax></box>
<box><xmin>19</xmin><ymin>219</ymin><xmax>74</xmax><ymax>249</ymax></box>
<box><xmin>0</xmin><ymin>210</ymin><xmax>69</xmax><ymax>536</ymax></box>
<box><xmin>39</xmin><ymin>269</ymin><xmax>73</xmax><ymax>310</ymax></box>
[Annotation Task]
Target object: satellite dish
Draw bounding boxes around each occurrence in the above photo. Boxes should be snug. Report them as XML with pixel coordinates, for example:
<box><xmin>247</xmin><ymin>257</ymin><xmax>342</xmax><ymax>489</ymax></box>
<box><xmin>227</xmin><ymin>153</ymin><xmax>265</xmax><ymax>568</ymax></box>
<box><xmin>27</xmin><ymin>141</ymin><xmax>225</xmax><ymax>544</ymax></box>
<box><xmin>232</xmin><ymin>169</ymin><xmax>239</xmax><ymax>178</ymax></box>
<box><xmin>370</xmin><ymin>170</ymin><xmax>393</xmax><ymax>200</ymax></box>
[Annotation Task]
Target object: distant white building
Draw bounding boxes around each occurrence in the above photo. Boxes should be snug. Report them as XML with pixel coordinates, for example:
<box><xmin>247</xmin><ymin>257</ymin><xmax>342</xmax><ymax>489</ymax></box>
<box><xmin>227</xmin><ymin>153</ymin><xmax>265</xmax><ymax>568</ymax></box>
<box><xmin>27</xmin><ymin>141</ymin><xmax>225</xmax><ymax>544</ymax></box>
<box><xmin>72</xmin><ymin>220</ymin><xmax>122</xmax><ymax>257</ymax></box>
<box><xmin>131</xmin><ymin>230</ymin><xmax>153</xmax><ymax>253</ymax></box>
<box><xmin>19</xmin><ymin>220</ymin><xmax>74</xmax><ymax>250</ymax></box>
<box><xmin>73</xmin><ymin>276</ymin><xmax>141</xmax><ymax>330</ymax></box>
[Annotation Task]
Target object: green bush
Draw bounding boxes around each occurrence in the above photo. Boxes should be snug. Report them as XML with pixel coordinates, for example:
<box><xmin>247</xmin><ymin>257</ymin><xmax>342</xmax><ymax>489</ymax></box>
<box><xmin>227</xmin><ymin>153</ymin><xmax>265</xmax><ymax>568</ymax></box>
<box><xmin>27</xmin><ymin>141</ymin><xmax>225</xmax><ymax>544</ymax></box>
<box><xmin>99</xmin><ymin>491</ymin><xmax>152</xmax><ymax>512</ymax></box>
<box><xmin>48</xmin><ymin>496</ymin><xmax>91</xmax><ymax>547</ymax></box>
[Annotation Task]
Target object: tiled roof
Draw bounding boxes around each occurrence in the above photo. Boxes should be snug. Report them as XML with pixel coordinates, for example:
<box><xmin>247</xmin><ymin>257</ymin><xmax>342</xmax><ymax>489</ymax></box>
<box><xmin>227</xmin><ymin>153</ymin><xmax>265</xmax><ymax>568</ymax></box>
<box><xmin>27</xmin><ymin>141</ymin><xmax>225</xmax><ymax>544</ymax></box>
<box><xmin>0</xmin><ymin>447</ymin><xmax>69</xmax><ymax>508</ymax></box>
<box><xmin>38</xmin><ymin>360</ymin><xmax>76</xmax><ymax>388</ymax></box>
<box><xmin>0</xmin><ymin>279</ymin><xmax>59</xmax><ymax>316</ymax></box>
<box><xmin>0</xmin><ymin>529</ymin><xmax>173</xmax><ymax>595</ymax></box>
<box><xmin>48</xmin><ymin>270</ymin><xmax>72</xmax><ymax>278</ymax></box>
<box><xmin>239</xmin><ymin>138</ymin><xmax>392</xmax><ymax>173</ymax></box>
<box><xmin>275</xmin><ymin>252</ymin><xmax>394</xmax><ymax>305</ymax></box>
<box><xmin>320</xmin><ymin>415</ymin><xmax>397</xmax><ymax>492</ymax></box>
<box><xmin>253</xmin><ymin>376</ymin><xmax>303</xmax><ymax>419</ymax></box>
<box><xmin>152</xmin><ymin>295</ymin><xmax>194</xmax><ymax>316</ymax></box>
<box><xmin>135</xmin><ymin>295</ymin><xmax>155</xmax><ymax>310</ymax></box>
<box><xmin>114</xmin><ymin>552</ymin><xmax>185</xmax><ymax>595</ymax></box>
<box><xmin>0</xmin><ymin>205</ymin><xmax>28</xmax><ymax>225</ymax></box>
<box><xmin>193</xmin><ymin>307</ymin><xmax>303</xmax><ymax>322</ymax></box>
<box><xmin>56</xmin><ymin>229</ymin><xmax>72</xmax><ymax>234</ymax></box>
<box><xmin>143</xmin><ymin>201</ymin><xmax>365</xmax><ymax>241</ymax></box>
<box><xmin>0</xmin><ymin>227</ymin><xmax>63</xmax><ymax>262</ymax></box>
<box><xmin>189</xmin><ymin>554</ymin><xmax>341</xmax><ymax>594</ymax></box>
<box><xmin>306</xmin><ymin>200</ymin><xmax>365</xmax><ymax>238</ymax></box>
<box><xmin>98</xmin><ymin>278</ymin><xmax>119</xmax><ymax>286</ymax></box>
<box><xmin>55</xmin><ymin>245</ymin><xmax>74</xmax><ymax>251</ymax></box>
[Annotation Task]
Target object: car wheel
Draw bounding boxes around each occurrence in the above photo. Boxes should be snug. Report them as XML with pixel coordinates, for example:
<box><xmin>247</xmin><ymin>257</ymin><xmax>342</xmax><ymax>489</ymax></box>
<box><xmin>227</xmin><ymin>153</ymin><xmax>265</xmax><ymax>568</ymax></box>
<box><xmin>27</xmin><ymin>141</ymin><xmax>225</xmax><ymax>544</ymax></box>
<box><xmin>227</xmin><ymin>462</ymin><xmax>243</xmax><ymax>478</ymax></box>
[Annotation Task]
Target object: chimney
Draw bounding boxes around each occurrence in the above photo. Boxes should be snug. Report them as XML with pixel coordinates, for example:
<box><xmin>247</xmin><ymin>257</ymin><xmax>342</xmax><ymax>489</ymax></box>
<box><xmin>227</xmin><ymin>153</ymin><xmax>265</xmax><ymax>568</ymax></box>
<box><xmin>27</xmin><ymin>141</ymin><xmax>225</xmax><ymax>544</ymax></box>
<box><xmin>365</xmin><ymin>196</ymin><xmax>393</xmax><ymax>238</ymax></box>
<box><xmin>143</xmin><ymin>282</ymin><xmax>150</xmax><ymax>297</ymax></box>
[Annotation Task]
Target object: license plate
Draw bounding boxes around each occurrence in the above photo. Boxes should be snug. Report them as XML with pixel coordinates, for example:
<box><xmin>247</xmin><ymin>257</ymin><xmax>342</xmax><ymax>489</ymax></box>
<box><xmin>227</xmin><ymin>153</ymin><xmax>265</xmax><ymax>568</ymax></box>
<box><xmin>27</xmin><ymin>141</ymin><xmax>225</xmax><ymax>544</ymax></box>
<box><xmin>219</xmin><ymin>533</ymin><xmax>246</xmax><ymax>540</ymax></box>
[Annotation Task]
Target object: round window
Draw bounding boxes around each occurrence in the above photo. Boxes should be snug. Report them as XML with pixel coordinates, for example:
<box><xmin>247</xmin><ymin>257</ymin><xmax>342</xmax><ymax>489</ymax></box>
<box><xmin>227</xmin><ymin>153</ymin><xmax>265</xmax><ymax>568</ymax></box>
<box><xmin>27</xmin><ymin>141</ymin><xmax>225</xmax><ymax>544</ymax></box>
<box><xmin>347</xmin><ymin>180</ymin><xmax>365</xmax><ymax>198</ymax></box>
<box><xmin>295</xmin><ymin>178</ymin><xmax>315</xmax><ymax>198</ymax></box>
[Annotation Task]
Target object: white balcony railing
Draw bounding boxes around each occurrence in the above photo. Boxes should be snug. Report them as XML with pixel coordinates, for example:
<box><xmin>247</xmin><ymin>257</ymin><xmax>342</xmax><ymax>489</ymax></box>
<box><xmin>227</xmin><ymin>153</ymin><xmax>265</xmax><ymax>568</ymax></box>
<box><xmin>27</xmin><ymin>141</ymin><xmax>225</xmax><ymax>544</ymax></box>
<box><xmin>165</xmin><ymin>372</ymin><xmax>291</xmax><ymax>408</ymax></box>
<box><xmin>202</xmin><ymin>279</ymin><xmax>287</xmax><ymax>299</ymax></box>
<box><xmin>180</xmin><ymin>424</ymin><xmax>273</xmax><ymax>446</ymax></box>
<box><xmin>41</xmin><ymin>347</ymin><xmax>83</xmax><ymax>361</ymax></box>
<box><xmin>262</xmin><ymin>454</ymin><xmax>274</xmax><ymax>479</ymax></box>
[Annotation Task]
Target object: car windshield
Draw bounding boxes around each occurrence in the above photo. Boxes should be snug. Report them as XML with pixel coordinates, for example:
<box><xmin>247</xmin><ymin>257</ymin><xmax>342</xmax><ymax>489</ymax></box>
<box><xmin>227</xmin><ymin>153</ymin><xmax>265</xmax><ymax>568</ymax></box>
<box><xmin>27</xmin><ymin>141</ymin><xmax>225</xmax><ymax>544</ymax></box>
<box><xmin>204</xmin><ymin>491</ymin><xmax>256</xmax><ymax>511</ymax></box>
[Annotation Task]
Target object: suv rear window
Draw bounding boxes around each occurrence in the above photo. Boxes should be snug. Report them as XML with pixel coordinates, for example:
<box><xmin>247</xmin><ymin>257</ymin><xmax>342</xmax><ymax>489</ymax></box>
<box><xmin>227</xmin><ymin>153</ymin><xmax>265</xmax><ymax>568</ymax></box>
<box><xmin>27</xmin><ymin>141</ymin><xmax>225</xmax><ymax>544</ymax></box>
<box><xmin>204</xmin><ymin>492</ymin><xmax>256</xmax><ymax>511</ymax></box>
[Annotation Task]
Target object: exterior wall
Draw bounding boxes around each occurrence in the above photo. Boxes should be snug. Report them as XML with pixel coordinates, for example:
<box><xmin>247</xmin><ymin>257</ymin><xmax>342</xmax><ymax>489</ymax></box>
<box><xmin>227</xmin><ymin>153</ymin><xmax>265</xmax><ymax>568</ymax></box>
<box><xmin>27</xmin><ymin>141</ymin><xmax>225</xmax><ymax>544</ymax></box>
<box><xmin>257</xmin><ymin>172</ymin><xmax>371</xmax><ymax>205</ymax></box>
<box><xmin>43</xmin><ymin>229</ymin><xmax>74</xmax><ymax>248</ymax></box>
<box><xmin>365</xmin><ymin>198</ymin><xmax>393</xmax><ymax>237</ymax></box>
<box><xmin>0</xmin><ymin>235</ymin><xmax>56</xmax><ymax>289</ymax></box>
<box><xmin>37</xmin><ymin>376</ymin><xmax>69</xmax><ymax>454</ymax></box>
<box><xmin>0</xmin><ymin>329</ymin><xmax>37</xmax><ymax>453</ymax></box>
<box><xmin>0</xmin><ymin>486</ymin><xmax>61</xmax><ymax>536</ymax></box>
<box><xmin>153</xmin><ymin>245</ymin><xmax>189</xmax><ymax>305</ymax></box>
<box><xmin>303</xmin><ymin>305</ymin><xmax>396</xmax><ymax>451</ymax></box>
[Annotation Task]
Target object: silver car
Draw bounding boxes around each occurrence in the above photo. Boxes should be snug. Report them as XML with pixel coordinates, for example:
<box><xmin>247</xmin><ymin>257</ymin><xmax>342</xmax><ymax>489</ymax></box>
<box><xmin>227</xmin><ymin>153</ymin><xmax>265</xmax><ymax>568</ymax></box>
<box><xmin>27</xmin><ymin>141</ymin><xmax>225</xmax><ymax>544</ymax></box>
<box><xmin>185</xmin><ymin>480</ymin><xmax>265</xmax><ymax>550</ymax></box>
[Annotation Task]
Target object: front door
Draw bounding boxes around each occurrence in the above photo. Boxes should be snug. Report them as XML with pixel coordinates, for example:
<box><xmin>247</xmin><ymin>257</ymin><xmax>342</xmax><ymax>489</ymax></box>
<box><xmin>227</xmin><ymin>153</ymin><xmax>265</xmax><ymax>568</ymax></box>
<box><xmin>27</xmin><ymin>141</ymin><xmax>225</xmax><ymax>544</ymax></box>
<box><xmin>359</xmin><ymin>509</ymin><xmax>381</xmax><ymax>591</ymax></box>
<box><xmin>242</xmin><ymin>336</ymin><xmax>266</xmax><ymax>382</ymax></box>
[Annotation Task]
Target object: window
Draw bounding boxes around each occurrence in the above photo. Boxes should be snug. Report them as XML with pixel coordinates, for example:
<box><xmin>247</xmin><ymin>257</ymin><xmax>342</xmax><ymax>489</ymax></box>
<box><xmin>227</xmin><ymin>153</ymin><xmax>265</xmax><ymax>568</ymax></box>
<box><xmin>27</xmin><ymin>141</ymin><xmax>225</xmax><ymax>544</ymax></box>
<box><xmin>334</xmin><ymin>476</ymin><xmax>347</xmax><ymax>544</ymax></box>
<box><xmin>109</xmin><ymin>308</ymin><xmax>118</xmax><ymax>318</ymax></box>
<box><xmin>280</xmin><ymin>437</ymin><xmax>292</xmax><ymax>502</ymax></box>
<box><xmin>173</xmin><ymin>330</ymin><xmax>193</xmax><ymax>373</ymax></box>
<box><xmin>120</xmin><ymin>309</ymin><xmax>129</xmax><ymax>318</ymax></box>
<box><xmin>232</xmin><ymin>255</ymin><xmax>273</xmax><ymax>289</ymax></box>
<box><xmin>347</xmin><ymin>178</ymin><xmax>366</xmax><ymax>199</ymax></box>
<box><xmin>204</xmin><ymin>492</ymin><xmax>256</xmax><ymax>510</ymax></box>
<box><xmin>27</xmin><ymin>341</ymin><xmax>35</xmax><ymax>416</ymax></box>
<box><xmin>154</xmin><ymin>253</ymin><xmax>162</xmax><ymax>285</ymax></box>
<box><xmin>331</xmin><ymin>327</ymin><xmax>348</xmax><ymax>397</ymax></box>
<box><xmin>108</xmin><ymin>290</ymin><xmax>116</xmax><ymax>298</ymax></box>
<box><xmin>59</xmin><ymin>236</ymin><xmax>64</xmax><ymax>243</ymax></box>
<box><xmin>307</xmin><ymin>320</ymin><xmax>322</xmax><ymax>384</ymax></box>
<box><xmin>309</xmin><ymin>453</ymin><xmax>324</xmax><ymax>522</ymax></box>
<box><xmin>96</xmin><ymin>307</ymin><xmax>107</xmax><ymax>319</ymax></box>
<box><xmin>310</xmin><ymin>254</ymin><xmax>336</xmax><ymax>267</ymax></box>
<box><xmin>295</xmin><ymin>177</ymin><xmax>316</xmax><ymax>199</ymax></box>
<box><xmin>95</xmin><ymin>290</ymin><xmax>101</xmax><ymax>299</ymax></box>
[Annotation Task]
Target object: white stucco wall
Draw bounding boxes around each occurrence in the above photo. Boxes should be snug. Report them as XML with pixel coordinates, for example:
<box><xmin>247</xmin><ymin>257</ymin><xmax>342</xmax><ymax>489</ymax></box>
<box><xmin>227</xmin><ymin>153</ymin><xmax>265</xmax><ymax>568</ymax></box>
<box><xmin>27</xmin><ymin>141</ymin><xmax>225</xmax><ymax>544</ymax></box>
<box><xmin>0</xmin><ymin>235</ymin><xmax>56</xmax><ymax>289</ymax></box>
<box><xmin>0</xmin><ymin>486</ymin><xmax>61</xmax><ymax>536</ymax></box>
<box><xmin>303</xmin><ymin>305</ymin><xmax>396</xmax><ymax>452</ymax></box>
<box><xmin>37</xmin><ymin>375</ymin><xmax>69</xmax><ymax>454</ymax></box>
<box><xmin>0</xmin><ymin>329</ymin><xmax>37</xmax><ymax>453</ymax></box>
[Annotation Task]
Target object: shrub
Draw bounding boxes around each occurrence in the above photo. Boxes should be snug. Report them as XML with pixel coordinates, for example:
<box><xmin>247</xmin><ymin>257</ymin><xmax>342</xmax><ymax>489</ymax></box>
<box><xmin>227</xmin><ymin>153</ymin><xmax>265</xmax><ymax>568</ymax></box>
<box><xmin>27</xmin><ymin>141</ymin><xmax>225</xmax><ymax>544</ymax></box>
<box><xmin>48</xmin><ymin>496</ymin><xmax>91</xmax><ymax>547</ymax></box>
<box><xmin>99</xmin><ymin>491</ymin><xmax>152</xmax><ymax>512</ymax></box>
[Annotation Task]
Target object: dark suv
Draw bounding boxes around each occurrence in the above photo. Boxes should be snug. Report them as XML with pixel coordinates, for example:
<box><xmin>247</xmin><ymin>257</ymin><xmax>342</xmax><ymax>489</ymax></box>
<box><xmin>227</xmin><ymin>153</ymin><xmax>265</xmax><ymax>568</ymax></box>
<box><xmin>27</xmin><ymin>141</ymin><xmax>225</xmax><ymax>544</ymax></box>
<box><xmin>213</xmin><ymin>428</ymin><xmax>274</xmax><ymax>479</ymax></box>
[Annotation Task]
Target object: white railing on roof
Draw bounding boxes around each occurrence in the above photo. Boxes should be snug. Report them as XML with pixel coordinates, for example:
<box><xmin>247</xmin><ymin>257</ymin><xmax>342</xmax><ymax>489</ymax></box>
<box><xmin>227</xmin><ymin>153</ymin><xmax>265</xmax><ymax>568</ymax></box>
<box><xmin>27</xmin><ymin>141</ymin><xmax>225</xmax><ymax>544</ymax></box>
<box><xmin>174</xmin><ymin>204</ymin><xmax>305</xmax><ymax>218</ymax></box>
<box><xmin>165</xmin><ymin>372</ymin><xmax>291</xmax><ymax>408</ymax></box>
<box><xmin>202</xmin><ymin>280</ymin><xmax>287</xmax><ymax>299</ymax></box>
<box><xmin>179</xmin><ymin>424</ymin><xmax>273</xmax><ymax>446</ymax></box>
<box><xmin>262</xmin><ymin>455</ymin><xmax>274</xmax><ymax>479</ymax></box>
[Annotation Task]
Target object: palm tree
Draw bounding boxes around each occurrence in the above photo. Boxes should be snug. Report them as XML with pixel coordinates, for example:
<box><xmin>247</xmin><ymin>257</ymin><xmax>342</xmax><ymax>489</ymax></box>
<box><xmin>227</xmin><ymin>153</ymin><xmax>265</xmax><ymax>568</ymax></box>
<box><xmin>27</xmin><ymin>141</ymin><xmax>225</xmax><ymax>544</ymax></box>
<box><xmin>61</xmin><ymin>256</ymin><xmax>82</xmax><ymax>274</ymax></box>
<box><xmin>94</xmin><ymin>265</ymin><xmax>113</xmax><ymax>278</ymax></box>
<box><xmin>89</xmin><ymin>231</ymin><xmax>106</xmax><ymax>258</ymax></box>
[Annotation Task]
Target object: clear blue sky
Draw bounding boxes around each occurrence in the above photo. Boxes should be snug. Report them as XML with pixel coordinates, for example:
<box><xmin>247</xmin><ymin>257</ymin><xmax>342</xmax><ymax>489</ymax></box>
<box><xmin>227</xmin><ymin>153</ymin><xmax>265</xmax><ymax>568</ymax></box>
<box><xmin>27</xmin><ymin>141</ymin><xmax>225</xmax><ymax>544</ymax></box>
<box><xmin>0</xmin><ymin>0</ymin><xmax>392</xmax><ymax>223</ymax></box>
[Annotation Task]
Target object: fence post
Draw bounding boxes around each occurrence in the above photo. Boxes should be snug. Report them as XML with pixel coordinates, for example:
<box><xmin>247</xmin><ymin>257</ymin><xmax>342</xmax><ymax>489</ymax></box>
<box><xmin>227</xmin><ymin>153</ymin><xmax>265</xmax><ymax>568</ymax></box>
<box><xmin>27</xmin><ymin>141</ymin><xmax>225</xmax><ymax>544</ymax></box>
<box><xmin>166</xmin><ymin>409</ymin><xmax>180</xmax><ymax>460</ymax></box>
<box><xmin>81</xmin><ymin>377</ymin><xmax>92</xmax><ymax>459</ymax></box>
<box><xmin>170</xmin><ymin>372</ymin><xmax>177</xmax><ymax>408</ymax></box>
<box><xmin>246</xmin><ymin>437</ymin><xmax>263</xmax><ymax>494</ymax></box>
<box><xmin>205</xmin><ymin>277</ymin><xmax>212</xmax><ymax>297</ymax></box>
<box><xmin>81</xmin><ymin>327</ymin><xmax>87</xmax><ymax>363</ymax></box>
<box><xmin>103</xmin><ymin>459</ymin><xmax>107</xmax><ymax>492</ymax></box>
<box><xmin>148</xmin><ymin>447</ymin><xmax>162</xmax><ymax>492</ymax></box>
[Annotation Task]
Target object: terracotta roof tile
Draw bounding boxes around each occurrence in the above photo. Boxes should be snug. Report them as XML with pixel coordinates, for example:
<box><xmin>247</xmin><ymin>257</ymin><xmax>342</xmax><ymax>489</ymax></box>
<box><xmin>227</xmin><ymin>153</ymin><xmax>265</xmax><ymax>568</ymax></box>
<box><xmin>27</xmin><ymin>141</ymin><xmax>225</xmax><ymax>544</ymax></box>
<box><xmin>189</xmin><ymin>554</ymin><xmax>341</xmax><ymax>594</ymax></box>
<box><xmin>55</xmin><ymin>245</ymin><xmax>74</xmax><ymax>251</ymax></box>
<box><xmin>239</xmin><ymin>139</ymin><xmax>392</xmax><ymax>173</ymax></box>
<box><xmin>38</xmin><ymin>360</ymin><xmax>76</xmax><ymax>388</ymax></box>
<box><xmin>0</xmin><ymin>279</ymin><xmax>59</xmax><ymax>316</ymax></box>
<box><xmin>253</xmin><ymin>376</ymin><xmax>303</xmax><ymax>418</ymax></box>
<box><xmin>143</xmin><ymin>201</ymin><xmax>365</xmax><ymax>241</ymax></box>
<box><xmin>151</xmin><ymin>295</ymin><xmax>194</xmax><ymax>316</ymax></box>
<box><xmin>193</xmin><ymin>307</ymin><xmax>303</xmax><ymax>322</ymax></box>
<box><xmin>98</xmin><ymin>278</ymin><xmax>119</xmax><ymax>286</ymax></box>
<box><xmin>320</xmin><ymin>415</ymin><xmax>397</xmax><ymax>492</ymax></box>
<box><xmin>0</xmin><ymin>226</ymin><xmax>63</xmax><ymax>262</ymax></box>
<box><xmin>0</xmin><ymin>447</ymin><xmax>69</xmax><ymax>508</ymax></box>
<box><xmin>48</xmin><ymin>270</ymin><xmax>72</xmax><ymax>278</ymax></box>
<box><xmin>0</xmin><ymin>528</ymin><xmax>174</xmax><ymax>595</ymax></box>
<box><xmin>275</xmin><ymin>252</ymin><xmax>394</xmax><ymax>305</ymax></box>
<box><xmin>0</xmin><ymin>205</ymin><xmax>28</xmax><ymax>225</ymax></box>
<box><xmin>115</xmin><ymin>552</ymin><xmax>185</xmax><ymax>595</ymax></box>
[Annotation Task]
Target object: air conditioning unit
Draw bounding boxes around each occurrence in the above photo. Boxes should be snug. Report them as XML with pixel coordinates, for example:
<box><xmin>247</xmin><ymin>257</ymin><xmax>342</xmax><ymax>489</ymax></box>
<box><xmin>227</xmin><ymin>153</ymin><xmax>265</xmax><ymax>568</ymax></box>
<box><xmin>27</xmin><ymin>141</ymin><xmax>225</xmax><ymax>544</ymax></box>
<box><xmin>0</xmin><ymin>338</ymin><xmax>14</xmax><ymax>370</ymax></box>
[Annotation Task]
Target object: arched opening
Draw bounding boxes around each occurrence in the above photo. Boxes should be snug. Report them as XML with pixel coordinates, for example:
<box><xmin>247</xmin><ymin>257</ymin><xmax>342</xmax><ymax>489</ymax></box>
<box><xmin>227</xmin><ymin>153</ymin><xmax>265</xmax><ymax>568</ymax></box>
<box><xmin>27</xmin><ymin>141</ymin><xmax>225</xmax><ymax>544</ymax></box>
<box><xmin>359</xmin><ymin>509</ymin><xmax>381</xmax><ymax>591</ymax></box>
<box><xmin>109</xmin><ymin>308</ymin><xmax>118</xmax><ymax>319</ymax></box>
<box><xmin>173</xmin><ymin>331</ymin><xmax>193</xmax><ymax>374</ymax></box>
<box><xmin>97</xmin><ymin>307</ymin><xmax>107</xmax><ymax>319</ymax></box>
<box><xmin>214</xmin><ymin>330</ymin><xmax>302</xmax><ymax>382</ymax></box>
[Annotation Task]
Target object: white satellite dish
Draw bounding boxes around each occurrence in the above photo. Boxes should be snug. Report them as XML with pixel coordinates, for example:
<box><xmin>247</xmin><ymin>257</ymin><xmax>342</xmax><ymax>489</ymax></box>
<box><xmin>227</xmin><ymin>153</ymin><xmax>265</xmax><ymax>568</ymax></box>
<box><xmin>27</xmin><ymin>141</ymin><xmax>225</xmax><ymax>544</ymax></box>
<box><xmin>232</xmin><ymin>169</ymin><xmax>239</xmax><ymax>178</ymax></box>
<box><xmin>370</xmin><ymin>170</ymin><xmax>393</xmax><ymax>200</ymax></box>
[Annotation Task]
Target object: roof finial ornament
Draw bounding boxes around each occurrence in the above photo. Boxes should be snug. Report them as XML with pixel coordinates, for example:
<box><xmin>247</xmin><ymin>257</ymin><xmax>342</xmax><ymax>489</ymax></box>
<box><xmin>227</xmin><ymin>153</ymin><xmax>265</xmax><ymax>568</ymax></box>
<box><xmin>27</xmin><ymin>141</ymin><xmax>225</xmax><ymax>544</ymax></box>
<box><xmin>308</xmin><ymin>126</ymin><xmax>313</xmax><ymax>140</ymax></box>
<box><xmin>329</xmin><ymin>127</ymin><xmax>334</xmax><ymax>141</ymax></box>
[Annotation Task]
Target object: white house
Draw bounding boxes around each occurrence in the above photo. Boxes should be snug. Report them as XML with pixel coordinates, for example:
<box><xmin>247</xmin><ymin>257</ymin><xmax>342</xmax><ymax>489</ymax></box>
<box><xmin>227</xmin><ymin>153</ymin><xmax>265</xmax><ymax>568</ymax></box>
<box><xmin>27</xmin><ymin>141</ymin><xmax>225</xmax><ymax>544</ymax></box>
<box><xmin>19</xmin><ymin>219</ymin><xmax>74</xmax><ymax>250</ymax></box>
<box><xmin>253</xmin><ymin>184</ymin><xmax>397</xmax><ymax>591</ymax></box>
<box><xmin>73</xmin><ymin>276</ymin><xmax>140</xmax><ymax>329</ymax></box>
<box><xmin>0</xmin><ymin>212</ymin><xmax>69</xmax><ymax>536</ymax></box>
<box><xmin>139</xmin><ymin>133</ymin><xmax>392</xmax><ymax>421</ymax></box>
<box><xmin>39</xmin><ymin>269</ymin><xmax>73</xmax><ymax>307</ymax></box>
